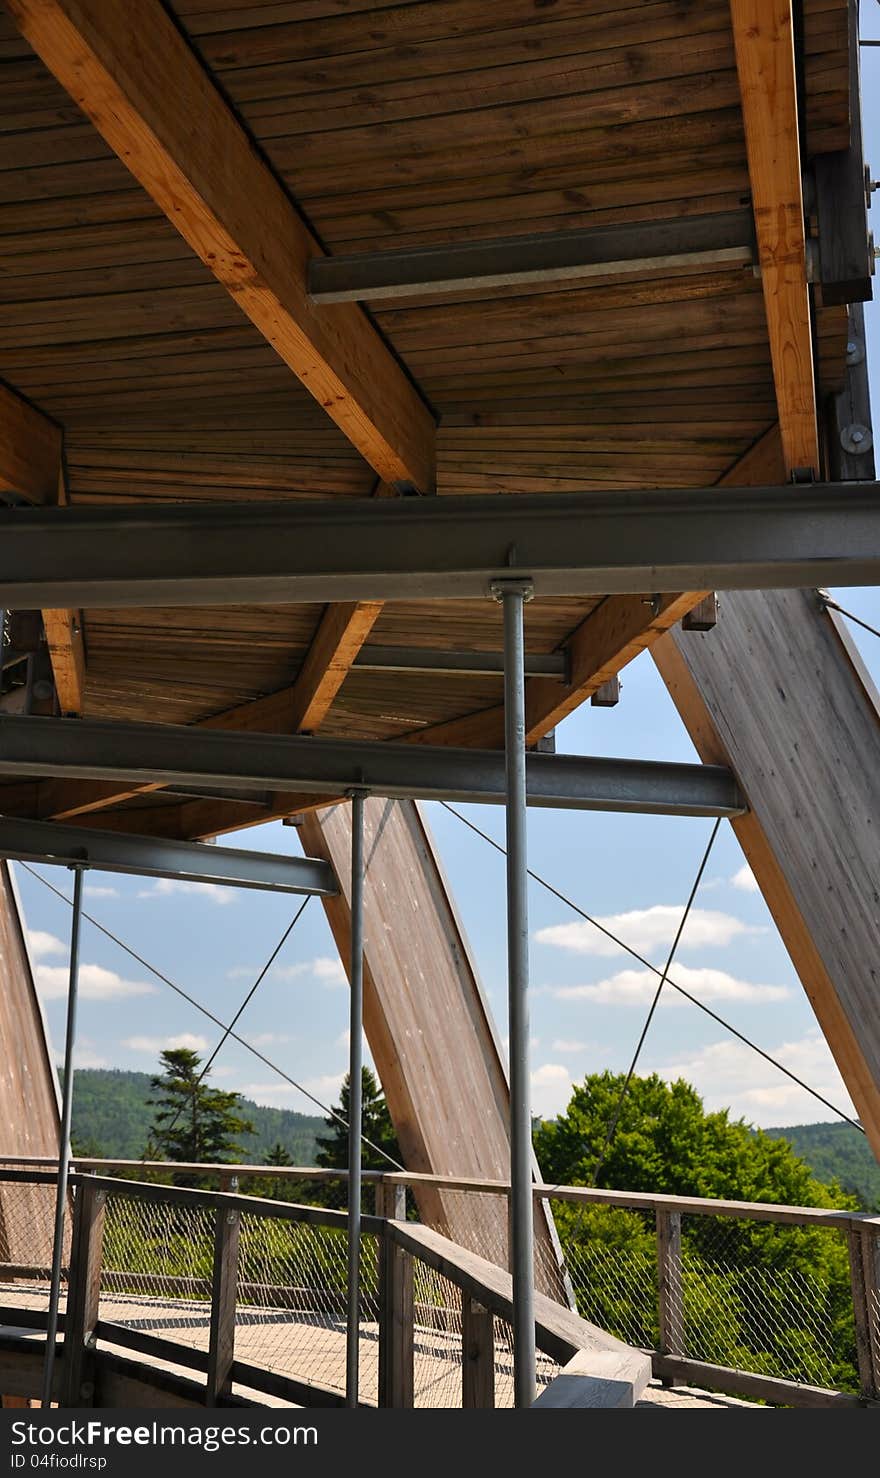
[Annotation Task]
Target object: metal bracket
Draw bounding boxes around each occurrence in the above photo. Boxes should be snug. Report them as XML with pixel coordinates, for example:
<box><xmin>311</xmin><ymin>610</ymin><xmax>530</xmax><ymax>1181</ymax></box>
<box><xmin>489</xmin><ymin>578</ymin><xmax>535</xmax><ymax>604</ymax></box>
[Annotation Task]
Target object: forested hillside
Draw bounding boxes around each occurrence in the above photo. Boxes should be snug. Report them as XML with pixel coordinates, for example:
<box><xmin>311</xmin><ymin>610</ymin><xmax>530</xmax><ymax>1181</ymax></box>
<box><xmin>69</xmin><ymin>1068</ymin><xmax>324</xmax><ymax>1164</ymax></box>
<box><xmin>765</xmin><ymin>1121</ymin><xmax>880</xmax><ymax>1211</ymax></box>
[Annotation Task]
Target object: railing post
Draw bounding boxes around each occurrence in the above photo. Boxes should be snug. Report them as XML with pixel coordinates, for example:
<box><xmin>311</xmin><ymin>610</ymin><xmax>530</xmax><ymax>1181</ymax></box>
<box><xmin>656</xmin><ymin>1209</ymin><xmax>684</xmax><ymax>1380</ymax></box>
<box><xmin>60</xmin><ymin>1177</ymin><xmax>105</xmax><ymax>1407</ymax></box>
<box><xmin>374</xmin><ymin>1180</ymin><xmax>406</xmax><ymax>1220</ymax></box>
<box><xmin>847</xmin><ymin>1226</ymin><xmax>880</xmax><ymax>1400</ymax></box>
<box><xmin>462</xmin><ymin>1295</ymin><xmax>495</xmax><ymax>1409</ymax></box>
<box><xmin>378</xmin><ymin>1229</ymin><xmax>414</xmax><ymax>1408</ymax></box>
<box><xmin>206</xmin><ymin>1205</ymin><xmax>240</xmax><ymax>1406</ymax></box>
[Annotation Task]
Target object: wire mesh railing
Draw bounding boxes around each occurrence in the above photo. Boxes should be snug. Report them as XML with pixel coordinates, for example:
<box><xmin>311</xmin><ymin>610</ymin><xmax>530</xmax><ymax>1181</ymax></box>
<box><xmin>0</xmin><ymin>1160</ymin><xmax>878</xmax><ymax>1408</ymax></box>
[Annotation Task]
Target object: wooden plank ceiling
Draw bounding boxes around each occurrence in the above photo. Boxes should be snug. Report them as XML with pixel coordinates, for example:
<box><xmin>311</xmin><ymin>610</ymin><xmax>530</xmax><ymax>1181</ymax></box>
<box><xmin>0</xmin><ymin>0</ymin><xmax>856</xmax><ymax>838</ymax></box>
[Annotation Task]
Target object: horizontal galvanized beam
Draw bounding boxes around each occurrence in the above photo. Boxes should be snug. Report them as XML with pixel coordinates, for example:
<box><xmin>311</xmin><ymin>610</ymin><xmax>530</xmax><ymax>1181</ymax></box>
<box><xmin>0</xmin><ymin>717</ymin><xmax>744</xmax><ymax>818</ymax></box>
<box><xmin>1</xmin><ymin>484</ymin><xmax>879</xmax><ymax>607</ymax></box>
<box><xmin>354</xmin><ymin>645</ymin><xmax>567</xmax><ymax>679</ymax></box>
<box><xmin>0</xmin><ymin>813</ymin><xmax>338</xmax><ymax>895</ymax></box>
<box><xmin>308</xmin><ymin>210</ymin><xmax>756</xmax><ymax>302</ymax></box>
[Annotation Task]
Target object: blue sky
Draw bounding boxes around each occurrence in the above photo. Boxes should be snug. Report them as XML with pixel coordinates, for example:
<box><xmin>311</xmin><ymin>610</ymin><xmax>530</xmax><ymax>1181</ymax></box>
<box><xmin>14</xmin><ymin>31</ymin><xmax>880</xmax><ymax>1140</ymax></box>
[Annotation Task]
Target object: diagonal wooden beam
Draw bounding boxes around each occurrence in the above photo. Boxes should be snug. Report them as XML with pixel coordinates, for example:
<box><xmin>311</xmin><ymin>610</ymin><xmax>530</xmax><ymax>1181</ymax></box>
<box><xmin>5</xmin><ymin>0</ymin><xmax>435</xmax><ymax>494</ymax></box>
<box><xmin>0</xmin><ymin>384</ymin><xmax>84</xmax><ymax>715</ymax></box>
<box><xmin>729</xmin><ymin>0</ymin><xmax>819</xmax><ymax>476</ymax></box>
<box><xmin>203</xmin><ymin>601</ymin><xmax>384</xmax><ymax>738</ymax></box>
<box><xmin>31</xmin><ymin>600</ymin><xmax>384</xmax><ymax>821</ymax></box>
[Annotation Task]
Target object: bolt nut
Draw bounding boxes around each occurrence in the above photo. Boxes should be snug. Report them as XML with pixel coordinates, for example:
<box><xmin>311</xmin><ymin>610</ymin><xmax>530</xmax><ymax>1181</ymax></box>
<box><xmin>845</xmin><ymin>338</ymin><xmax>865</xmax><ymax>367</ymax></box>
<box><xmin>840</xmin><ymin>423</ymin><xmax>873</xmax><ymax>456</ymax></box>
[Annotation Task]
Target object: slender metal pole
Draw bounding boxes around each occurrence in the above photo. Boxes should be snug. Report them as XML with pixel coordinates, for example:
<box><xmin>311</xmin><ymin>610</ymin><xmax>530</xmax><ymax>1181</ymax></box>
<box><xmin>493</xmin><ymin>578</ymin><xmax>536</xmax><ymax>1407</ymax></box>
<box><xmin>41</xmin><ymin>864</ymin><xmax>85</xmax><ymax>1408</ymax></box>
<box><xmin>345</xmin><ymin>791</ymin><xmax>366</xmax><ymax>1409</ymax></box>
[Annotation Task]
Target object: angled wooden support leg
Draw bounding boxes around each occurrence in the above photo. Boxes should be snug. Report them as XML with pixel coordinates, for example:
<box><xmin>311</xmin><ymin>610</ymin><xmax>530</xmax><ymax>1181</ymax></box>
<box><xmin>61</xmin><ymin>1177</ymin><xmax>105</xmax><ymax>1407</ymax></box>
<box><xmin>206</xmin><ymin>1205</ymin><xmax>240</xmax><ymax>1406</ymax></box>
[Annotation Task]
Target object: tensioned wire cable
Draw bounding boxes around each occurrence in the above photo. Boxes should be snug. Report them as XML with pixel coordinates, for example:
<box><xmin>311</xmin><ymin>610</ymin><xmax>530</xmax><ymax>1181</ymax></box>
<box><xmin>590</xmin><ymin>819</ymin><xmax>720</xmax><ymax>1182</ymax></box>
<box><xmin>820</xmin><ymin>596</ymin><xmax>880</xmax><ymax>644</ymax></box>
<box><xmin>19</xmin><ymin>861</ymin><xmax>405</xmax><ymax>1171</ymax></box>
<box><xmin>440</xmin><ymin>802</ymin><xmax>864</xmax><ymax>1134</ymax></box>
<box><xmin>159</xmin><ymin>893</ymin><xmax>312</xmax><ymax>1145</ymax></box>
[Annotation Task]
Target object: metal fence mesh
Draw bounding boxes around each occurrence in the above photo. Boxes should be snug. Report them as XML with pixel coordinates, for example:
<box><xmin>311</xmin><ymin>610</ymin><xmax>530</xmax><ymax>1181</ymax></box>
<box><xmin>99</xmin><ymin>1193</ymin><xmax>215</xmax><ymax>1359</ymax></box>
<box><xmin>0</xmin><ymin>1172</ymin><xmax>68</xmax><ymax>1322</ymax></box>
<box><xmin>544</xmin><ymin>1197</ymin><xmax>860</xmax><ymax>1393</ymax></box>
<box><xmin>0</xmin><ymin>1170</ymin><xmax>874</xmax><ymax>1407</ymax></box>
<box><xmin>235</xmin><ymin>1213</ymin><xmax>380</xmax><ymax>1405</ymax></box>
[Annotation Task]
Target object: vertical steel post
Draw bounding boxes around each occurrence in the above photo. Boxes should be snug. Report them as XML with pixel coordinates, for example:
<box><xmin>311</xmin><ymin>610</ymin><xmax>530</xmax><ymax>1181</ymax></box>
<box><xmin>41</xmin><ymin>864</ymin><xmax>85</xmax><ymax>1408</ymax></box>
<box><xmin>346</xmin><ymin>790</ymin><xmax>366</xmax><ymax>1408</ymax></box>
<box><xmin>493</xmin><ymin>578</ymin><xmax>536</xmax><ymax>1407</ymax></box>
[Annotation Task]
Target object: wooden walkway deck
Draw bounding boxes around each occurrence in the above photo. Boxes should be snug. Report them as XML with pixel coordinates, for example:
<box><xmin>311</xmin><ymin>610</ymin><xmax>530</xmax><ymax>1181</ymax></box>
<box><xmin>0</xmin><ymin>1282</ymin><xmax>749</xmax><ymax>1409</ymax></box>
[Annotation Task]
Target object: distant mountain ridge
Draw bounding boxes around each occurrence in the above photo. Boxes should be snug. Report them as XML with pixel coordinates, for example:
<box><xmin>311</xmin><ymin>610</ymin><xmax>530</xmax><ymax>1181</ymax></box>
<box><xmin>765</xmin><ymin>1121</ymin><xmax>880</xmax><ymax>1211</ymax></box>
<box><xmin>69</xmin><ymin>1067</ymin><xmax>325</xmax><ymax>1164</ymax></box>
<box><xmin>65</xmin><ymin>1070</ymin><xmax>879</xmax><ymax>1206</ymax></box>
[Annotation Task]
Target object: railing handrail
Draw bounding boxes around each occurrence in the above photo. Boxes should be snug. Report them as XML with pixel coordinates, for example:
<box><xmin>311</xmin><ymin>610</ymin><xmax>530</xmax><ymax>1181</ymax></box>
<box><xmin>1</xmin><ymin>1157</ymin><xmax>877</xmax><ymax>1232</ymax></box>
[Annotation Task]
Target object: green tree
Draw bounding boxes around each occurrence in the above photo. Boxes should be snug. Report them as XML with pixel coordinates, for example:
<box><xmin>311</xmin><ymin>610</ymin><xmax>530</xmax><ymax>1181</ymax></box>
<box><xmin>146</xmin><ymin>1047</ymin><xmax>254</xmax><ymax>1168</ymax></box>
<box><xmin>534</xmin><ymin>1072</ymin><xmax>860</xmax><ymax>1390</ymax></box>
<box><xmin>316</xmin><ymin>1067</ymin><xmax>400</xmax><ymax>1171</ymax></box>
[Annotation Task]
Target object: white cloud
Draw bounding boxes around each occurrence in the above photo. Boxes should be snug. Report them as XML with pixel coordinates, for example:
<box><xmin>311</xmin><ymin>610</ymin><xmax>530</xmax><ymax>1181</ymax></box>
<box><xmin>53</xmin><ymin>1037</ymin><xmax>107</xmax><ymax>1070</ymax></box>
<box><xmin>136</xmin><ymin>878</ymin><xmax>236</xmax><ymax>906</ymax></box>
<box><xmin>312</xmin><ymin>957</ymin><xmax>347</xmax><ymax>987</ymax></box>
<box><xmin>531</xmin><ymin>1063</ymin><xmax>572</xmax><ymax>1118</ymax></box>
<box><xmin>84</xmin><ymin>884</ymin><xmax>119</xmax><ymax>899</ymax></box>
<box><xmin>272</xmin><ymin>955</ymin><xmax>347</xmax><ymax>988</ymax></box>
<box><xmin>28</xmin><ymin>929</ymin><xmax>67</xmax><ymax>961</ymax></box>
<box><xmin>731</xmin><ymin>863</ymin><xmax>760</xmax><ymax>894</ymax></box>
<box><xmin>550</xmin><ymin>963</ymin><xmax>789</xmax><ymax>1007</ymax></box>
<box><xmin>245</xmin><ymin>1031</ymin><xmax>293</xmax><ymax>1048</ymax></box>
<box><xmin>242</xmin><ymin>1070</ymin><xmax>344</xmax><ymax>1108</ymax></box>
<box><xmin>122</xmin><ymin>1032</ymin><xmax>209</xmax><ymax>1054</ymax></box>
<box><xmin>226</xmin><ymin>966</ymin><xmax>256</xmax><ymax>980</ymax></box>
<box><xmin>36</xmin><ymin>962</ymin><xmax>157</xmax><ymax>1001</ymax></box>
<box><xmin>657</xmin><ymin>1031</ymin><xmax>855</xmax><ymax>1128</ymax></box>
<box><xmin>550</xmin><ymin>1038</ymin><xmax>593</xmax><ymax>1055</ymax></box>
<box><xmin>536</xmin><ymin>905</ymin><xmax>759</xmax><ymax>959</ymax></box>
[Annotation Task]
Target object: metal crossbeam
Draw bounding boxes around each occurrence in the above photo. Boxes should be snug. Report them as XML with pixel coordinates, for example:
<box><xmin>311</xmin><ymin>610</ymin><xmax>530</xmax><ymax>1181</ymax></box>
<box><xmin>0</xmin><ymin>717</ymin><xmax>744</xmax><ymax>818</ymax></box>
<box><xmin>307</xmin><ymin>210</ymin><xmax>755</xmax><ymax>302</ymax></box>
<box><xmin>0</xmin><ymin>813</ymin><xmax>338</xmax><ymax>895</ymax></box>
<box><xmin>2</xmin><ymin>484</ymin><xmax>879</xmax><ymax>608</ymax></box>
<box><xmin>354</xmin><ymin>645</ymin><xmax>567</xmax><ymax>679</ymax></box>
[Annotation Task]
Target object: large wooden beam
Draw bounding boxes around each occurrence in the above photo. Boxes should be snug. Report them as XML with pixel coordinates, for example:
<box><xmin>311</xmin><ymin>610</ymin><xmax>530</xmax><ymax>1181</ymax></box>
<box><xmin>0</xmin><ymin>382</ymin><xmax>61</xmax><ymax>506</ymax></box>
<box><xmin>5</xmin><ymin>0</ymin><xmax>435</xmax><ymax>494</ymax></box>
<box><xmin>0</xmin><ymin>384</ymin><xmax>84</xmax><ymax>714</ymax></box>
<box><xmin>0</xmin><ymin>861</ymin><xmax>62</xmax><ymax>1266</ymax></box>
<box><xmin>199</xmin><ymin>603</ymin><xmax>383</xmax><ymax>739</ymax></box>
<box><xmin>300</xmin><ymin>797</ymin><xmax>569</xmax><ymax>1301</ymax></box>
<box><xmin>653</xmin><ymin>591</ymin><xmax>880</xmax><ymax>1157</ymax></box>
<box><xmin>729</xmin><ymin>0</ymin><xmax>819</xmax><ymax>475</ymax></box>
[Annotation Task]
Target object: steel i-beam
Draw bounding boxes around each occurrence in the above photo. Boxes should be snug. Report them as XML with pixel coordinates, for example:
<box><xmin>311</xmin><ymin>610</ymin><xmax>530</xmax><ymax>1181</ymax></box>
<box><xmin>0</xmin><ymin>814</ymin><xmax>338</xmax><ymax>895</ymax></box>
<box><xmin>1</xmin><ymin>484</ymin><xmax>879</xmax><ymax>607</ymax></box>
<box><xmin>0</xmin><ymin>717</ymin><xmax>745</xmax><ymax>818</ymax></box>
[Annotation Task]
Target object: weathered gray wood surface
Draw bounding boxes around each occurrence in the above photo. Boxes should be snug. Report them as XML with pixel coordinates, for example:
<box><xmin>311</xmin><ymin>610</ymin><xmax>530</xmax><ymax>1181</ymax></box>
<box><xmin>0</xmin><ymin>862</ymin><xmax>62</xmax><ymax>1265</ymax></box>
<box><xmin>654</xmin><ymin>588</ymin><xmax>880</xmax><ymax>1156</ymax></box>
<box><xmin>300</xmin><ymin>798</ymin><xmax>569</xmax><ymax>1301</ymax></box>
<box><xmin>533</xmin><ymin>1348</ymin><xmax>650</xmax><ymax>1409</ymax></box>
